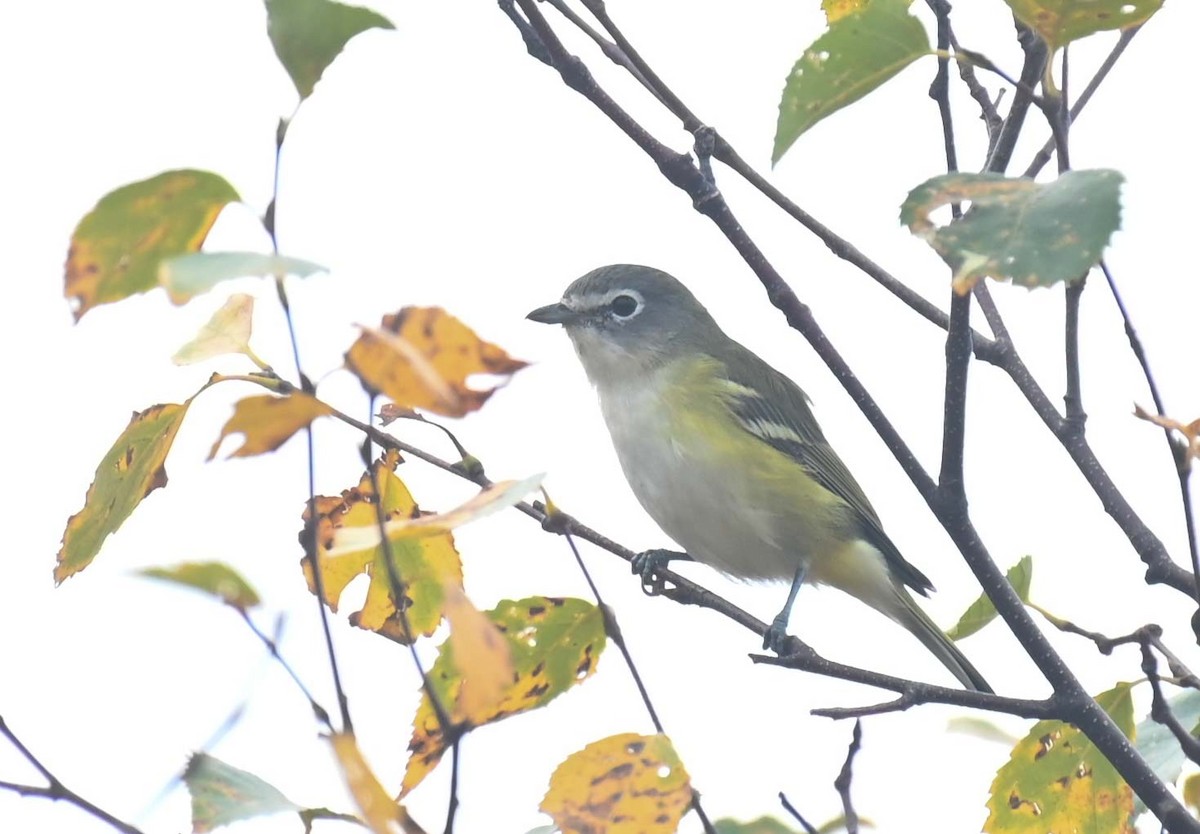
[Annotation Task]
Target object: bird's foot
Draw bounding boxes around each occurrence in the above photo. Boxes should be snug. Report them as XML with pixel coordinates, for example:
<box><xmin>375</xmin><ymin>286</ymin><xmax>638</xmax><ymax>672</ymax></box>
<box><xmin>631</xmin><ymin>548</ymin><xmax>690</xmax><ymax>594</ymax></box>
<box><xmin>763</xmin><ymin>614</ymin><xmax>791</xmax><ymax>653</ymax></box>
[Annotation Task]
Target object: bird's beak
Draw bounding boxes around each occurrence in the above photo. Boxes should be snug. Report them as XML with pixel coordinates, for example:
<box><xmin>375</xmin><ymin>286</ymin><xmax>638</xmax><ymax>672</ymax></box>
<box><xmin>526</xmin><ymin>302</ymin><xmax>578</xmax><ymax>325</ymax></box>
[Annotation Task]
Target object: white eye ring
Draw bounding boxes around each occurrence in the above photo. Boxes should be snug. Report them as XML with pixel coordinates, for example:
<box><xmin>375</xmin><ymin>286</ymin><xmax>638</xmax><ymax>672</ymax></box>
<box><xmin>607</xmin><ymin>291</ymin><xmax>642</xmax><ymax>319</ymax></box>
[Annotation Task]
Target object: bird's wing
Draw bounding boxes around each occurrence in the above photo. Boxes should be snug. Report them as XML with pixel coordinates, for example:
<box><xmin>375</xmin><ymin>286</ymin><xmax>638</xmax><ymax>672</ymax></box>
<box><xmin>718</xmin><ymin>344</ymin><xmax>934</xmax><ymax>595</ymax></box>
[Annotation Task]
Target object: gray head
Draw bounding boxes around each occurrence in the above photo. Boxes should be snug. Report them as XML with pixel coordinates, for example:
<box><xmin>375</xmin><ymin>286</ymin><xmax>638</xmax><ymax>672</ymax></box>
<box><xmin>527</xmin><ymin>264</ymin><xmax>722</xmax><ymax>383</ymax></box>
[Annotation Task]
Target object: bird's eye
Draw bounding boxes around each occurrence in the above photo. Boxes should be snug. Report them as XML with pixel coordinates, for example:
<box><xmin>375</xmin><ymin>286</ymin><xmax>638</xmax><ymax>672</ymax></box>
<box><xmin>609</xmin><ymin>294</ymin><xmax>639</xmax><ymax>318</ymax></box>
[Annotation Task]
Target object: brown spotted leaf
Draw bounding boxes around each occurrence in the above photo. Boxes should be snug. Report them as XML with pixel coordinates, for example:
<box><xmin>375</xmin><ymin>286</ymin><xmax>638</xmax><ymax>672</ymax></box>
<box><xmin>57</xmin><ymin>401</ymin><xmax>193</xmax><ymax>583</ymax></box>
<box><xmin>302</xmin><ymin>449</ymin><xmax>463</xmax><ymax>642</ymax></box>
<box><xmin>400</xmin><ymin>597</ymin><xmax>606</xmax><ymax>797</ymax></box>
<box><xmin>345</xmin><ymin>307</ymin><xmax>527</xmax><ymax>418</ymax></box>
<box><xmin>442</xmin><ymin>583</ymin><xmax>514</xmax><ymax>721</ymax></box>
<box><xmin>1003</xmin><ymin>0</ymin><xmax>1162</xmax><ymax>51</ymax></box>
<box><xmin>541</xmin><ymin>733</ymin><xmax>693</xmax><ymax>834</ymax></box>
<box><xmin>209</xmin><ymin>393</ymin><xmax>334</xmax><ymax>460</ymax></box>
<box><xmin>64</xmin><ymin>170</ymin><xmax>239</xmax><ymax>319</ymax></box>
<box><xmin>985</xmin><ymin>682</ymin><xmax>1135</xmax><ymax>834</ymax></box>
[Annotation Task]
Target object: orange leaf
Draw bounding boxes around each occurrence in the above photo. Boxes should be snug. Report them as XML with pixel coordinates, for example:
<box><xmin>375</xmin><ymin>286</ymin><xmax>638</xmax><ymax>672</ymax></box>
<box><xmin>328</xmin><ymin>733</ymin><xmax>424</xmax><ymax>834</ymax></box>
<box><xmin>209</xmin><ymin>393</ymin><xmax>334</xmax><ymax>459</ymax></box>
<box><xmin>345</xmin><ymin>307</ymin><xmax>527</xmax><ymax>417</ymax></box>
<box><xmin>442</xmin><ymin>584</ymin><xmax>513</xmax><ymax>721</ymax></box>
<box><xmin>1134</xmin><ymin>404</ymin><xmax>1200</xmax><ymax>468</ymax></box>
<box><xmin>541</xmin><ymin>733</ymin><xmax>693</xmax><ymax>833</ymax></box>
<box><xmin>302</xmin><ymin>450</ymin><xmax>463</xmax><ymax>642</ymax></box>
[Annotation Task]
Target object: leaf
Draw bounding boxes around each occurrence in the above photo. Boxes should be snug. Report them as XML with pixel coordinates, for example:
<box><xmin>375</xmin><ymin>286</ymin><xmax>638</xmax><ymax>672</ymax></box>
<box><xmin>1134</xmin><ymin>404</ymin><xmax>1200</xmax><ymax>469</ymax></box>
<box><xmin>325</xmin><ymin>473</ymin><xmax>543</xmax><ymax>555</ymax></box>
<box><xmin>64</xmin><ymin>170</ymin><xmax>239</xmax><ymax>319</ymax></box>
<box><xmin>1133</xmin><ymin>690</ymin><xmax>1200</xmax><ymax>814</ymax></box>
<box><xmin>173</xmin><ymin>294</ymin><xmax>261</xmax><ymax>366</ymax></box>
<box><xmin>401</xmin><ymin>597</ymin><xmax>606</xmax><ymax>797</ymax></box>
<box><xmin>821</xmin><ymin>0</ymin><xmax>869</xmax><ymax>24</ymax></box>
<box><xmin>57</xmin><ymin>401</ymin><xmax>193</xmax><ymax>583</ymax></box>
<box><xmin>541</xmin><ymin>733</ymin><xmax>692</xmax><ymax>834</ymax></box>
<box><xmin>1002</xmin><ymin>0</ymin><xmax>1163</xmax><ymax>51</ymax></box>
<box><xmin>1183</xmin><ymin>773</ymin><xmax>1200</xmax><ymax>814</ymax></box>
<box><xmin>208</xmin><ymin>393</ymin><xmax>334</xmax><ymax>460</ymax></box>
<box><xmin>183</xmin><ymin>752</ymin><xmax>300</xmax><ymax>833</ymax></box>
<box><xmin>303</xmin><ymin>450</ymin><xmax>464</xmax><ymax>642</ymax></box>
<box><xmin>159</xmin><ymin>251</ymin><xmax>326</xmax><ymax>305</ymax></box>
<box><xmin>985</xmin><ymin>682</ymin><xmax>1136</xmax><ymax>834</ymax></box>
<box><xmin>442</xmin><ymin>583</ymin><xmax>514</xmax><ymax>722</ymax></box>
<box><xmin>266</xmin><ymin>0</ymin><xmax>394</xmax><ymax>99</ymax></box>
<box><xmin>946</xmin><ymin>555</ymin><xmax>1032</xmax><ymax>640</ymax></box>
<box><xmin>715</xmin><ymin>817</ymin><xmax>803</xmax><ymax>834</ymax></box>
<box><xmin>773</xmin><ymin>0</ymin><xmax>930</xmax><ymax>163</ymax></box>
<box><xmin>947</xmin><ymin>716</ymin><xmax>1021</xmax><ymax>745</ymax></box>
<box><xmin>901</xmin><ymin>169</ymin><xmax>1123</xmax><ymax>294</ymax></box>
<box><xmin>140</xmin><ymin>562</ymin><xmax>261</xmax><ymax>611</ymax></box>
<box><xmin>345</xmin><ymin>307</ymin><xmax>528</xmax><ymax>418</ymax></box>
<box><xmin>328</xmin><ymin>733</ymin><xmax>423</xmax><ymax>834</ymax></box>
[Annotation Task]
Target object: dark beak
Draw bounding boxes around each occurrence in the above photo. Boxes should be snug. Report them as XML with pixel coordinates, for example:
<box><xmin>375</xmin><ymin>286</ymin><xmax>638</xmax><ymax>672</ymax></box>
<box><xmin>526</xmin><ymin>302</ymin><xmax>578</xmax><ymax>325</ymax></box>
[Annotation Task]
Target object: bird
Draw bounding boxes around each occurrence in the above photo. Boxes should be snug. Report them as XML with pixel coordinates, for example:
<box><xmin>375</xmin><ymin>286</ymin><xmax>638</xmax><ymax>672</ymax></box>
<box><xmin>526</xmin><ymin>263</ymin><xmax>991</xmax><ymax>692</ymax></box>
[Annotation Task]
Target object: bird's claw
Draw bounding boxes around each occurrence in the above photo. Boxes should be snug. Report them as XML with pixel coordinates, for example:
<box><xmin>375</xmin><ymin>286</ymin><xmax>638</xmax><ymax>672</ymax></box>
<box><xmin>762</xmin><ymin>616</ymin><xmax>790</xmax><ymax>653</ymax></box>
<box><xmin>631</xmin><ymin>548</ymin><xmax>678</xmax><ymax>595</ymax></box>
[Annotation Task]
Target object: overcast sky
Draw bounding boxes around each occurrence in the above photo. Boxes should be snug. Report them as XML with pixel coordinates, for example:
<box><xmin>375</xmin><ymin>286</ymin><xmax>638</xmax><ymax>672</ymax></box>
<box><xmin>3</xmin><ymin>2</ymin><xmax>1198</xmax><ymax>832</ymax></box>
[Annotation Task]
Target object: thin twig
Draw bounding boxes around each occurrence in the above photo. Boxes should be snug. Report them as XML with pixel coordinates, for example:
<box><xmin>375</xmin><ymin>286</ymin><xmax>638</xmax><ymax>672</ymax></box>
<box><xmin>240</xmin><ymin>611</ymin><xmax>334</xmax><ymax>730</ymax></box>
<box><xmin>1141</xmin><ymin>644</ymin><xmax>1200</xmax><ymax>766</ymax></box>
<box><xmin>0</xmin><ymin>716</ymin><xmax>145</xmax><ymax>834</ymax></box>
<box><xmin>833</xmin><ymin>721</ymin><xmax>863</xmax><ymax>834</ymax></box>
<box><xmin>779</xmin><ymin>792</ymin><xmax>819</xmax><ymax>834</ymax></box>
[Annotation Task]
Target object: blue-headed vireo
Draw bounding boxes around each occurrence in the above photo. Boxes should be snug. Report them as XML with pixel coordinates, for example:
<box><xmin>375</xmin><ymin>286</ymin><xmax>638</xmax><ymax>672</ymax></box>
<box><xmin>527</xmin><ymin>264</ymin><xmax>991</xmax><ymax>692</ymax></box>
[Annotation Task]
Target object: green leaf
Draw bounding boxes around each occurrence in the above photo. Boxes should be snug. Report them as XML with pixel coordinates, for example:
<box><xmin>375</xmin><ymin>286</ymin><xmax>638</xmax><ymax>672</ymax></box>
<box><xmin>773</xmin><ymin>0</ymin><xmax>930</xmax><ymax>163</ymax></box>
<box><xmin>266</xmin><ymin>0</ymin><xmax>395</xmax><ymax>99</ymax></box>
<box><xmin>901</xmin><ymin>169</ymin><xmax>1123</xmax><ymax>293</ymax></box>
<box><xmin>715</xmin><ymin>817</ymin><xmax>804</xmax><ymax>833</ymax></box>
<box><xmin>945</xmin><ymin>556</ymin><xmax>1032</xmax><ymax>641</ymax></box>
<box><xmin>57</xmin><ymin>402</ymin><xmax>194</xmax><ymax>583</ymax></box>
<box><xmin>183</xmin><ymin>753</ymin><xmax>300</xmax><ymax>832</ymax></box>
<box><xmin>1133</xmin><ymin>689</ymin><xmax>1200</xmax><ymax>814</ymax></box>
<box><xmin>1002</xmin><ymin>0</ymin><xmax>1163</xmax><ymax>51</ymax></box>
<box><xmin>65</xmin><ymin>170</ymin><xmax>239</xmax><ymax>319</ymax></box>
<box><xmin>159</xmin><ymin>251</ymin><xmax>326</xmax><ymax>304</ymax></box>
<box><xmin>985</xmin><ymin>683</ymin><xmax>1135</xmax><ymax>834</ymax></box>
<box><xmin>140</xmin><ymin>562</ymin><xmax>262</xmax><ymax>611</ymax></box>
<box><xmin>947</xmin><ymin>716</ymin><xmax>1020</xmax><ymax>745</ymax></box>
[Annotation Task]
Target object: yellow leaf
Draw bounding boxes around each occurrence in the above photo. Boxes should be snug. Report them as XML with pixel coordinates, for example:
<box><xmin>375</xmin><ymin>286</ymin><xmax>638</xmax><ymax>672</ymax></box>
<box><xmin>173</xmin><ymin>293</ymin><xmax>260</xmax><ymax>366</ymax></box>
<box><xmin>541</xmin><ymin>733</ymin><xmax>693</xmax><ymax>834</ymax></box>
<box><xmin>328</xmin><ymin>733</ymin><xmax>424</xmax><ymax>834</ymax></box>
<box><xmin>1134</xmin><ymin>404</ymin><xmax>1200</xmax><ymax>468</ymax></box>
<box><xmin>326</xmin><ymin>473</ymin><xmax>543</xmax><ymax>556</ymax></box>
<box><xmin>822</xmin><ymin>0</ymin><xmax>869</xmax><ymax>23</ymax></box>
<box><xmin>209</xmin><ymin>393</ymin><xmax>334</xmax><ymax>459</ymax></box>
<box><xmin>344</xmin><ymin>307</ymin><xmax>527</xmax><ymax>418</ymax></box>
<box><xmin>401</xmin><ymin>597</ymin><xmax>606</xmax><ymax>796</ymax></box>
<box><xmin>985</xmin><ymin>682</ymin><xmax>1136</xmax><ymax>834</ymax></box>
<box><xmin>1182</xmin><ymin>773</ymin><xmax>1200</xmax><ymax>813</ymax></box>
<box><xmin>442</xmin><ymin>583</ymin><xmax>514</xmax><ymax>721</ymax></box>
<box><xmin>57</xmin><ymin>401</ymin><xmax>192</xmax><ymax>583</ymax></box>
<box><xmin>302</xmin><ymin>450</ymin><xmax>463</xmax><ymax>642</ymax></box>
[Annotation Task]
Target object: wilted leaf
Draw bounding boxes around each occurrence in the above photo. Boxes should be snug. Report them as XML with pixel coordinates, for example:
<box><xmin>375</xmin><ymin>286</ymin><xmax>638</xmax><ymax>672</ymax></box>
<box><xmin>184</xmin><ymin>752</ymin><xmax>299</xmax><ymax>833</ymax></box>
<box><xmin>1134</xmin><ymin>404</ymin><xmax>1200</xmax><ymax>469</ymax></box>
<box><xmin>985</xmin><ymin>683</ymin><xmax>1135</xmax><ymax>834</ymax></box>
<box><xmin>140</xmin><ymin>562</ymin><xmax>261</xmax><ymax>611</ymax></box>
<box><xmin>774</xmin><ymin>0</ymin><xmax>929</xmax><ymax>163</ymax></box>
<box><xmin>173</xmin><ymin>294</ymin><xmax>261</xmax><ymax>366</ymax></box>
<box><xmin>325</xmin><ymin>473</ymin><xmax>543</xmax><ymax>555</ymax></box>
<box><xmin>443</xmin><ymin>583</ymin><xmax>514</xmax><ymax>722</ymax></box>
<box><xmin>64</xmin><ymin>170</ymin><xmax>239</xmax><ymax>319</ymax></box>
<box><xmin>266</xmin><ymin>0</ymin><xmax>394</xmax><ymax>99</ymax></box>
<box><xmin>401</xmin><ymin>597</ymin><xmax>606</xmax><ymax>796</ymax></box>
<box><xmin>345</xmin><ymin>307</ymin><xmax>528</xmax><ymax>418</ymax></box>
<box><xmin>542</xmin><ymin>733</ymin><xmax>692</xmax><ymax>834</ymax></box>
<box><xmin>160</xmin><ymin>251</ymin><xmax>326</xmax><ymax>305</ymax></box>
<box><xmin>901</xmin><ymin>169</ymin><xmax>1123</xmax><ymax>294</ymax></box>
<box><xmin>57</xmin><ymin>401</ymin><xmax>193</xmax><ymax>583</ymax></box>
<box><xmin>328</xmin><ymin>734</ymin><xmax>422</xmax><ymax>834</ymax></box>
<box><xmin>1003</xmin><ymin>0</ymin><xmax>1163</xmax><ymax>51</ymax></box>
<box><xmin>1133</xmin><ymin>690</ymin><xmax>1200</xmax><ymax>814</ymax></box>
<box><xmin>209</xmin><ymin>393</ymin><xmax>334</xmax><ymax>460</ymax></box>
<box><xmin>303</xmin><ymin>450</ymin><xmax>463</xmax><ymax>641</ymax></box>
<box><xmin>946</xmin><ymin>556</ymin><xmax>1032</xmax><ymax>641</ymax></box>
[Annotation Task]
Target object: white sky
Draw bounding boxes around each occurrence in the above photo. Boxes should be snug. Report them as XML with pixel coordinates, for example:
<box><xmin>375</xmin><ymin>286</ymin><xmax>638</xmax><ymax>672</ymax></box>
<box><xmin>3</xmin><ymin>1</ymin><xmax>1199</xmax><ymax>832</ymax></box>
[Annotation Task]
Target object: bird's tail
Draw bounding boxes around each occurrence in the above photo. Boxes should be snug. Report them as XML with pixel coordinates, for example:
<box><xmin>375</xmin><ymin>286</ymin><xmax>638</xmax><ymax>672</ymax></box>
<box><xmin>891</xmin><ymin>589</ymin><xmax>993</xmax><ymax>693</ymax></box>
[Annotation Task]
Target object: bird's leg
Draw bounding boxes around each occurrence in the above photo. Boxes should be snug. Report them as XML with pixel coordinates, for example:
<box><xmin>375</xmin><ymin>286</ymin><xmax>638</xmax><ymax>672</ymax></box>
<box><xmin>764</xmin><ymin>564</ymin><xmax>807</xmax><ymax>652</ymax></box>
<box><xmin>631</xmin><ymin>549</ymin><xmax>692</xmax><ymax>594</ymax></box>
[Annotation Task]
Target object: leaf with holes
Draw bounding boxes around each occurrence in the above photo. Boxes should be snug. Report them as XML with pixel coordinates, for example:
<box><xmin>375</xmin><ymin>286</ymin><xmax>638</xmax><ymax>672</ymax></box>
<box><xmin>64</xmin><ymin>170</ymin><xmax>239</xmax><ymax>319</ymax></box>
<box><xmin>774</xmin><ymin>0</ymin><xmax>929</xmax><ymax>163</ymax></box>
<box><xmin>1003</xmin><ymin>0</ymin><xmax>1163</xmax><ymax>51</ymax></box>
<box><xmin>901</xmin><ymin>169</ymin><xmax>1122</xmax><ymax>293</ymax></box>
<box><xmin>542</xmin><ymin>733</ymin><xmax>692</xmax><ymax>834</ymax></box>
<box><xmin>401</xmin><ymin>597</ymin><xmax>606</xmax><ymax>797</ymax></box>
